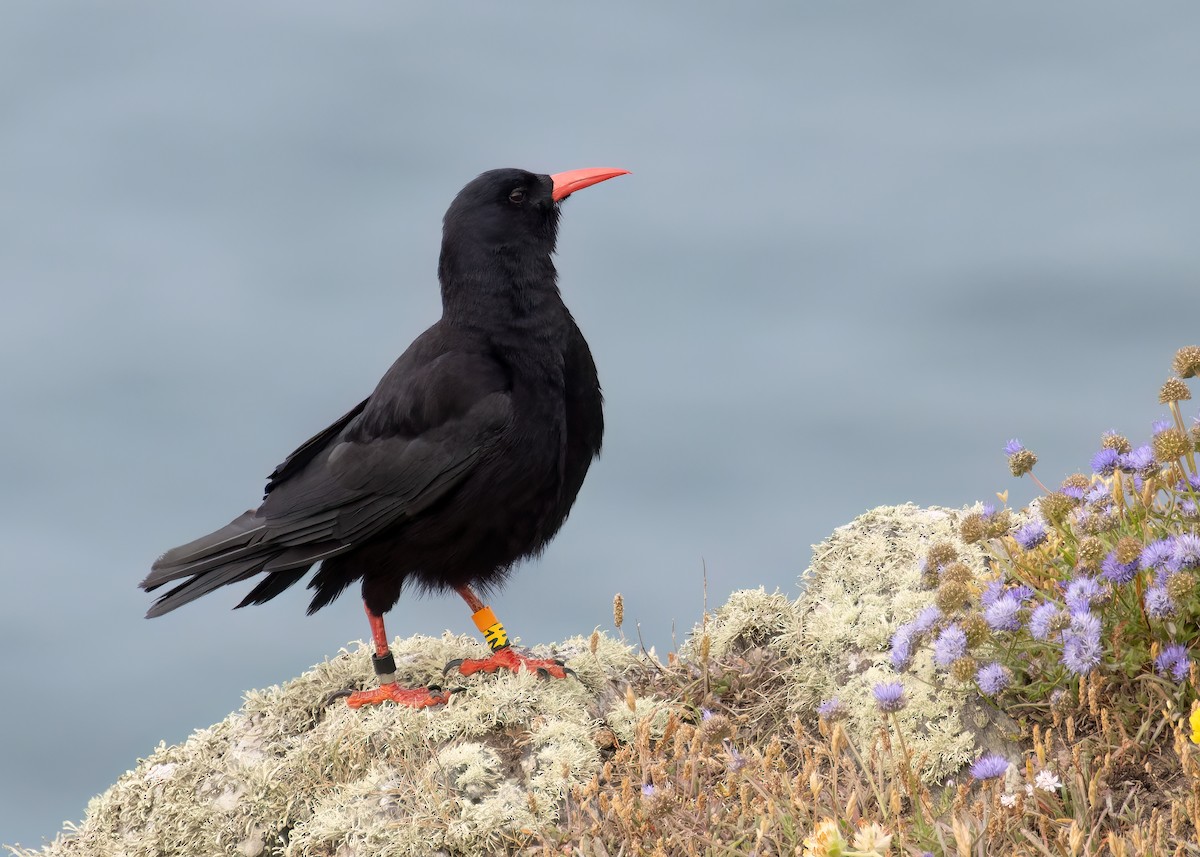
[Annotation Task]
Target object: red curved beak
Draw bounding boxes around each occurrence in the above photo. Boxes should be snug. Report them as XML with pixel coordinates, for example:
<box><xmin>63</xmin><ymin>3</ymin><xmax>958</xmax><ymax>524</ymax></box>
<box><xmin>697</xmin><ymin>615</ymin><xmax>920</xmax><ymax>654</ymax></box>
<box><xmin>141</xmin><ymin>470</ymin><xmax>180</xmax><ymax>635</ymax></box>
<box><xmin>550</xmin><ymin>167</ymin><xmax>630</xmax><ymax>202</ymax></box>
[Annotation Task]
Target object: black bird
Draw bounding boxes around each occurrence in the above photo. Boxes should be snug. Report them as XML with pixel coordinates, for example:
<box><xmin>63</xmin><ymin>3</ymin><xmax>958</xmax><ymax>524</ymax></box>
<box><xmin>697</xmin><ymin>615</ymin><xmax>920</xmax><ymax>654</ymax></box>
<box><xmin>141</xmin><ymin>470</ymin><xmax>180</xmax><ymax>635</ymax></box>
<box><xmin>142</xmin><ymin>167</ymin><xmax>628</xmax><ymax>708</ymax></box>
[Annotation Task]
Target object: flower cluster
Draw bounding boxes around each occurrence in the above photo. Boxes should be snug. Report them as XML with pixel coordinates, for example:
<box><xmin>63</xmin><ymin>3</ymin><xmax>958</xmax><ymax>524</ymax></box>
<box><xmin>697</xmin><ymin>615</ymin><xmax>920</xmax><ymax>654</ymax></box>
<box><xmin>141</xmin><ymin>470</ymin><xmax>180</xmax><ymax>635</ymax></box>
<box><xmin>887</xmin><ymin>346</ymin><xmax>1200</xmax><ymax>782</ymax></box>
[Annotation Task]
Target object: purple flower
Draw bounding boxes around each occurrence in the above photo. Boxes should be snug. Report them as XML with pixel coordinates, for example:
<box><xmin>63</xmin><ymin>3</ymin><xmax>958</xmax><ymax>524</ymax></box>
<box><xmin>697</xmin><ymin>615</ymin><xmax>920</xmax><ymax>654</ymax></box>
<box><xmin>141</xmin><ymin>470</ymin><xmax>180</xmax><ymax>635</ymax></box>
<box><xmin>976</xmin><ymin>662</ymin><xmax>1012</xmax><ymax>696</ymax></box>
<box><xmin>1003</xmin><ymin>439</ymin><xmax>1025</xmax><ymax>456</ymax></box>
<box><xmin>984</xmin><ymin>595</ymin><xmax>1022</xmax><ymax>632</ymax></box>
<box><xmin>1101</xmin><ymin>551</ymin><xmax>1139</xmax><ymax>585</ymax></box>
<box><xmin>1141</xmin><ymin>538</ymin><xmax>1176</xmax><ymax>572</ymax></box>
<box><xmin>641</xmin><ymin>783</ymin><xmax>656</xmax><ymax>797</ymax></box>
<box><xmin>969</xmin><ymin>753</ymin><xmax>1010</xmax><ymax>780</ymax></box>
<box><xmin>910</xmin><ymin>605</ymin><xmax>942</xmax><ymax>635</ymax></box>
<box><xmin>1014</xmin><ymin>521</ymin><xmax>1048</xmax><ymax>550</ymax></box>
<box><xmin>1028</xmin><ymin>602</ymin><xmax>1060</xmax><ymax>641</ymax></box>
<box><xmin>700</xmin><ymin>707</ymin><xmax>714</xmax><ymax>721</ymax></box>
<box><xmin>1061</xmin><ymin>612</ymin><xmax>1102</xmax><ymax>675</ymax></box>
<box><xmin>1062</xmin><ymin>484</ymin><xmax>1085</xmax><ymax>500</ymax></box>
<box><xmin>1091</xmin><ymin>448</ymin><xmax>1120</xmax><ymax>476</ymax></box>
<box><xmin>981</xmin><ymin>503</ymin><xmax>997</xmax><ymax>518</ymax></box>
<box><xmin>873</xmin><ymin>681</ymin><xmax>907</xmax><ymax>713</ymax></box>
<box><xmin>1084</xmin><ymin>483</ymin><xmax>1111</xmax><ymax>506</ymax></box>
<box><xmin>817</xmin><ymin>697</ymin><xmax>845</xmax><ymax>720</ymax></box>
<box><xmin>1145</xmin><ymin>584</ymin><xmax>1177</xmax><ymax>618</ymax></box>
<box><xmin>980</xmin><ymin>580</ymin><xmax>1006</xmax><ymax>609</ymax></box>
<box><xmin>1170</xmin><ymin>534</ymin><xmax>1200</xmax><ymax>571</ymax></box>
<box><xmin>1119</xmin><ymin>446</ymin><xmax>1157</xmax><ymax>476</ymax></box>
<box><xmin>1010</xmin><ymin>585</ymin><xmax>1035</xmax><ymax>603</ymax></box>
<box><xmin>1155</xmin><ymin>643</ymin><xmax>1191</xmax><ymax>683</ymax></box>
<box><xmin>1152</xmin><ymin>418</ymin><xmax>1173</xmax><ymax>435</ymax></box>
<box><xmin>1063</xmin><ymin>576</ymin><xmax>1102</xmax><ymax>613</ymax></box>
<box><xmin>890</xmin><ymin>625</ymin><xmax>914</xmax><ymax>671</ymax></box>
<box><xmin>933</xmin><ymin>624</ymin><xmax>968</xmax><ymax>667</ymax></box>
<box><xmin>1183</xmin><ymin>500</ymin><xmax>1199</xmax><ymax>517</ymax></box>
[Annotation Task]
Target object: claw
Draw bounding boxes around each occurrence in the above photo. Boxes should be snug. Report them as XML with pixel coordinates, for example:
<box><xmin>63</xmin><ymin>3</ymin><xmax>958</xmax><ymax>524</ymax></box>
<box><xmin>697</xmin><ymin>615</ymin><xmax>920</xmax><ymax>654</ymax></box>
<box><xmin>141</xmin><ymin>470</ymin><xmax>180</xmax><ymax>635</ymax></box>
<box><xmin>443</xmin><ymin>658</ymin><xmax>465</xmax><ymax>676</ymax></box>
<box><xmin>324</xmin><ymin>689</ymin><xmax>354</xmax><ymax>707</ymax></box>
<box><xmin>344</xmin><ymin>682</ymin><xmax>450</xmax><ymax>709</ymax></box>
<box><xmin>563</xmin><ymin>667</ymin><xmax>578</xmax><ymax>679</ymax></box>
<box><xmin>448</xmin><ymin>647</ymin><xmax>577</xmax><ymax>680</ymax></box>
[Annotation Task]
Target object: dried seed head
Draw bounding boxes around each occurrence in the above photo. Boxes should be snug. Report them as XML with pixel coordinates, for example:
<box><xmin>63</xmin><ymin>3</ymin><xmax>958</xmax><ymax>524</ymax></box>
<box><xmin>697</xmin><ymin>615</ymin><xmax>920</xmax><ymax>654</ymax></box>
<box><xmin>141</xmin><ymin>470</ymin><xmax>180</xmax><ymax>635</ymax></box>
<box><xmin>1039</xmin><ymin>493</ymin><xmax>1074</xmax><ymax>526</ymax></box>
<box><xmin>986</xmin><ymin>510</ymin><xmax>1013</xmax><ymax>538</ymax></box>
<box><xmin>1167</xmin><ymin>571</ymin><xmax>1195</xmax><ymax>602</ymax></box>
<box><xmin>1101</xmin><ymin>432</ymin><xmax>1132</xmax><ymax>455</ymax></box>
<box><xmin>927</xmin><ymin>541</ymin><xmax>959</xmax><ymax>570</ymax></box>
<box><xmin>1159</xmin><ymin>377</ymin><xmax>1191</xmax><ymax>404</ymax></box>
<box><xmin>960</xmin><ymin>513</ymin><xmax>986</xmax><ymax>544</ymax></box>
<box><xmin>589</xmin><ymin>629</ymin><xmax>600</xmax><ymax>655</ymax></box>
<box><xmin>1049</xmin><ymin>612</ymin><xmax>1072</xmax><ymax>634</ymax></box>
<box><xmin>1061</xmin><ymin>473</ymin><xmax>1091</xmax><ymax>492</ymax></box>
<box><xmin>1154</xmin><ymin>428</ymin><xmax>1191</xmax><ymax>462</ymax></box>
<box><xmin>1173</xmin><ymin>346</ymin><xmax>1200</xmax><ymax>379</ymax></box>
<box><xmin>1115</xmin><ymin>535</ymin><xmax>1143</xmax><ymax>566</ymax></box>
<box><xmin>1077</xmin><ymin>536</ymin><xmax>1105</xmax><ymax>569</ymax></box>
<box><xmin>698</xmin><ymin>713</ymin><xmax>734</xmax><ymax>745</ymax></box>
<box><xmin>1008</xmin><ymin>449</ymin><xmax>1038</xmax><ymax>477</ymax></box>
<box><xmin>950</xmin><ymin>656</ymin><xmax>978</xmax><ymax>682</ymax></box>
<box><xmin>942</xmin><ymin>562</ymin><xmax>974</xmax><ymax>585</ymax></box>
<box><xmin>937</xmin><ymin>579</ymin><xmax>970</xmax><ymax>612</ymax></box>
<box><xmin>613</xmin><ymin>593</ymin><xmax>624</xmax><ymax>630</ymax></box>
<box><xmin>961</xmin><ymin>613</ymin><xmax>991</xmax><ymax>647</ymax></box>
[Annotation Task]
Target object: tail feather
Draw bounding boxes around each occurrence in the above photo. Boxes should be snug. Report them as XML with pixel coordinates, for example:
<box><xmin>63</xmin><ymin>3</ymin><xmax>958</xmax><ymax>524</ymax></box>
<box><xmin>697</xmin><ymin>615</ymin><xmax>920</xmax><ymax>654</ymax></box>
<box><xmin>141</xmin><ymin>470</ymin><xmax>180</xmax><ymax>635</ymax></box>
<box><xmin>143</xmin><ymin>511</ymin><xmax>265</xmax><ymax>589</ymax></box>
<box><xmin>145</xmin><ymin>556</ymin><xmax>269</xmax><ymax>618</ymax></box>
<box><xmin>143</xmin><ymin>513</ymin><xmax>349</xmax><ymax>617</ymax></box>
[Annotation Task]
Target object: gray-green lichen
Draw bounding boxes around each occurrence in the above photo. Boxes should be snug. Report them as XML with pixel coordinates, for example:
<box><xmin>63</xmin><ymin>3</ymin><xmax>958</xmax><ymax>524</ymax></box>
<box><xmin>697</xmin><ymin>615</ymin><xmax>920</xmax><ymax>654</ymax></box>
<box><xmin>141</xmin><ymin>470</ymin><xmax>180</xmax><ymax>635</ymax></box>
<box><xmin>12</xmin><ymin>632</ymin><xmax>651</xmax><ymax>857</ymax></box>
<box><xmin>693</xmin><ymin>503</ymin><xmax>1017</xmax><ymax>785</ymax></box>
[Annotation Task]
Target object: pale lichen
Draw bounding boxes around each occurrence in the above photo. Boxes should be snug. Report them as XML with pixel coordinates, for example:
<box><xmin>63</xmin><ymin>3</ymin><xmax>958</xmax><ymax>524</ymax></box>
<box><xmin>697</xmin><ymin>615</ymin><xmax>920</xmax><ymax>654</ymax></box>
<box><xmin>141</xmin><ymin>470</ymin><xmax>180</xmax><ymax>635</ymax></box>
<box><xmin>9</xmin><ymin>505</ymin><xmax>1019</xmax><ymax>856</ymax></box>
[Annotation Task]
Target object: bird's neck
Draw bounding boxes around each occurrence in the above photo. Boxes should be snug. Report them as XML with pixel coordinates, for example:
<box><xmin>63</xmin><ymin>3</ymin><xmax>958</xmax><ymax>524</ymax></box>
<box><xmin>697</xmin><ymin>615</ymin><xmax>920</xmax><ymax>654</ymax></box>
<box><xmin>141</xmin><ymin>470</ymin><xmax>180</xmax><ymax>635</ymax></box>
<box><xmin>438</xmin><ymin>244</ymin><xmax>567</xmax><ymax>341</ymax></box>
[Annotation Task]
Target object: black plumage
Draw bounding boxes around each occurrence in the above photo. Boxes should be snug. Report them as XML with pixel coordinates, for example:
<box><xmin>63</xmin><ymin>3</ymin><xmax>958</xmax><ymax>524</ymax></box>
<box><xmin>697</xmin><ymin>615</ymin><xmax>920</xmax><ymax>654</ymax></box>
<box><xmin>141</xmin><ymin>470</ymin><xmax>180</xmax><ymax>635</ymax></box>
<box><xmin>142</xmin><ymin>167</ymin><xmax>621</xmax><ymax>626</ymax></box>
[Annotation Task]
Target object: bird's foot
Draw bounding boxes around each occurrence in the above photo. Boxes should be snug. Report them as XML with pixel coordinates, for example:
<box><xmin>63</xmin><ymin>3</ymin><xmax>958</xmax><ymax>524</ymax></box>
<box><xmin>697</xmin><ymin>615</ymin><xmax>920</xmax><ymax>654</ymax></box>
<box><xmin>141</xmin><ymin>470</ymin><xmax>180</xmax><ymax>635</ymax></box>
<box><xmin>445</xmin><ymin>646</ymin><xmax>576</xmax><ymax>680</ymax></box>
<box><xmin>335</xmin><ymin>682</ymin><xmax>453</xmax><ymax>709</ymax></box>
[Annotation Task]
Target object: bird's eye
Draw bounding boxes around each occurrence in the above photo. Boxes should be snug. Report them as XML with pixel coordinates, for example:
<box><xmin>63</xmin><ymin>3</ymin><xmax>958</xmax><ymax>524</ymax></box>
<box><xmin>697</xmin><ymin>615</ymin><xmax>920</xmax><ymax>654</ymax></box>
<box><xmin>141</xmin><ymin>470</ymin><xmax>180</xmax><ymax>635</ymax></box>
<box><xmin>508</xmin><ymin>188</ymin><xmax>526</xmax><ymax>204</ymax></box>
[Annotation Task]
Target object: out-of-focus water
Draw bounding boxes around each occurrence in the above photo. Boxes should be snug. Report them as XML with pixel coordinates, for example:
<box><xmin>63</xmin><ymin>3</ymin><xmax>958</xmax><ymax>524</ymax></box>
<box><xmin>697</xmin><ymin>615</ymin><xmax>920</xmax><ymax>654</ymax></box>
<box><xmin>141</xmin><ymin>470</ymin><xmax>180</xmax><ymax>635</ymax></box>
<box><xmin>2</xmin><ymin>1</ymin><xmax>1198</xmax><ymax>846</ymax></box>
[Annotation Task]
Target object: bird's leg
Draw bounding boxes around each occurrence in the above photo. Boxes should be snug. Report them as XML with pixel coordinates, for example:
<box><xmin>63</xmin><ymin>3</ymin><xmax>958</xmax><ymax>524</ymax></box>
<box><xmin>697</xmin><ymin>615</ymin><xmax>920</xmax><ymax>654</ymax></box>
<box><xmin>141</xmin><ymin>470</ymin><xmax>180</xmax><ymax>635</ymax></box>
<box><xmin>341</xmin><ymin>601</ymin><xmax>450</xmax><ymax>708</ymax></box>
<box><xmin>444</xmin><ymin>585</ymin><xmax>574</xmax><ymax>680</ymax></box>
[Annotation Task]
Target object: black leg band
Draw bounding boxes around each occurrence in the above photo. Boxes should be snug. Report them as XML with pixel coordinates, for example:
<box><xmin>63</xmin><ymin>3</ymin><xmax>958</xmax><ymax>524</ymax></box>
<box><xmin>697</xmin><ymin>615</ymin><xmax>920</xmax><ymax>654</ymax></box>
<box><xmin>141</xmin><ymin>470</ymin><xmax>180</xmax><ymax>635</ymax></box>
<box><xmin>372</xmin><ymin>651</ymin><xmax>397</xmax><ymax>676</ymax></box>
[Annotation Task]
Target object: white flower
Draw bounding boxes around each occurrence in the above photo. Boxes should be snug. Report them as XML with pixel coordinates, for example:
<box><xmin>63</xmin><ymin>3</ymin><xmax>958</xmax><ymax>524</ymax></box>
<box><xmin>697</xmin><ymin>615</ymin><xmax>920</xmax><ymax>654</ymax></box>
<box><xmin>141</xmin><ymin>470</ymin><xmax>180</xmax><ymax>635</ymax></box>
<box><xmin>852</xmin><ymin>822</ymin><xmax>893</xmax><ymax>854</ymax></box>
<box><xmin>1000</xmin><ymin>791</ymin><xmax>1017</xmax><ymax>807</ymax></box>
<box><xmin>1024</xmin><ymin>783</ymin><xmax>1034</xmax><ymax>796</ymax></box>
<box><xmin>1034</xmin><ymin>769</ymin><xmax>1062</xmax><ymax>792</ymax></box>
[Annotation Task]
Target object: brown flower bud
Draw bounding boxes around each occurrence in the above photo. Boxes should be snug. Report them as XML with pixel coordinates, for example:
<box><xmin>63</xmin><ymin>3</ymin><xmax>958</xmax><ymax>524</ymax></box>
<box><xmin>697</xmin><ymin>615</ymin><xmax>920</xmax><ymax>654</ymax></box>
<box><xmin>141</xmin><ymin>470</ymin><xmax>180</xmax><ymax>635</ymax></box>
<box><xmin>1153</xmin><ymin>428</ymin><xmax>1191</xmax><ymax>462</ymax></box>
<box><xmin>950</xmin><ymin>656</ymin><xmax>978</xmax><ymax>682</ymax></box>
<box><xmin>1172</xmin><ymin>345</ymin><xmax>1200</xmax><ymax>379</ymax></box>
<box><xmin>1114</xmin><ymin>536</ymin><xmax>1143</xmax><ymax>566</ymax></box>
<box><xmin>960</xmin><ymin>513</ymin><xmax>985</xmax><ymax>544</ymax></box>
<box><xmin>1159</xmin><ymin>377</ymin><xmax>1191</xmax><ymax>404</ymax></box>
<box><xmin>1009</xmin><ymin>449</ymin><xmax>1037</xmax><ymax>477</ymax></box>
<box><xmin>961</xmin><ymin>612</ymin><xmax>990</xmax><ymax>647</ymax></box>
<box><xmin>1101</xmin><ymin>432</ymin><xmax>1131</xmax><ymax>455</ymax></box>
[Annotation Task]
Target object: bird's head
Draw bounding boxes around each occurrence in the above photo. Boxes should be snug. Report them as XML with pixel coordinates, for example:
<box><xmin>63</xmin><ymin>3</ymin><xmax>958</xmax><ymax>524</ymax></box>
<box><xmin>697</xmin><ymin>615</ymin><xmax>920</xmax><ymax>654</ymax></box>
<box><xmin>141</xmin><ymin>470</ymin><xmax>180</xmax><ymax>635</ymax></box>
<box><xmin>441</xmin><ymin>167</ymin><xmax>629</xmax><ymax>256</ymax></box>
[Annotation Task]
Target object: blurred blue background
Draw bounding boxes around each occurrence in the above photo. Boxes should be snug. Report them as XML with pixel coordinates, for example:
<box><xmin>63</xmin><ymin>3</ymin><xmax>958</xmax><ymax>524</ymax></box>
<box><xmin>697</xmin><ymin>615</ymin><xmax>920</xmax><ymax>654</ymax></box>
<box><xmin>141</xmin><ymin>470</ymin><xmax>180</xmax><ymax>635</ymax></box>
<box><xmin>2</xmin><ymin>1</ymin><xmax>1198</xmax><ymax>846</ymax></box>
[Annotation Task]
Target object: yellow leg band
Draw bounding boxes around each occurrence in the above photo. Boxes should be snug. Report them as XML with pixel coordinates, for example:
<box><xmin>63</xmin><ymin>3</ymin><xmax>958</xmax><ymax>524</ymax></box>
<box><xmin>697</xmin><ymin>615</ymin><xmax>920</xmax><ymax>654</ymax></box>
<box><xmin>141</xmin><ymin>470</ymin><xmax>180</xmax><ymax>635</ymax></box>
<box><xmin>472</xmin><ymin>607</ymin><xmax>509</xmax><ymax>651</ymax></box>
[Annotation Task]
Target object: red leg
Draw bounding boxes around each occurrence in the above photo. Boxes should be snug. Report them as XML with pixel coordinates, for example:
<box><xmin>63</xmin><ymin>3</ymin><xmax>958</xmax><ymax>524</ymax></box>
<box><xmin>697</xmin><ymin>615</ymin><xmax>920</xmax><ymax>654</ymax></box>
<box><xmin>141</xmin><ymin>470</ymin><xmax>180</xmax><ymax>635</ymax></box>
<box><xmin>343</xmin><ymin>601</ymin><xmax>450</xmax><ymax>709</ymax></box>
<box><xmin>446</xmin><ymin>586</ymin><xmax>574</xmax><ymax>680</ymax></box>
